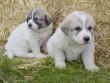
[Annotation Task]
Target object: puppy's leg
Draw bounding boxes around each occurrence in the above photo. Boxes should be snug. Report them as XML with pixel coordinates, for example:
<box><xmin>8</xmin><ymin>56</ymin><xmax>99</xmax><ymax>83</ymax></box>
<box><xmin>82</xmin><ymin>45</ymin><xmax>99</xmax><ymax>72</ymax></box>
<box><xmin>47</xmin><ymin>42</ymin><xmax>66</xmax><ymax>68</ymax></box>
<box><xmin>54</xmin><ymin>50</ymin><xmax>66</xmax><ymax>69</ymax></box>
<box><xmin>49</xmin><ymin>47</ymin><xmax>66</xmax><ymax>68</ymax></box>
<box><xmin>29</xmin><ymin>40</ymin><xmax>47</xmax><ymax>58</ymax></box>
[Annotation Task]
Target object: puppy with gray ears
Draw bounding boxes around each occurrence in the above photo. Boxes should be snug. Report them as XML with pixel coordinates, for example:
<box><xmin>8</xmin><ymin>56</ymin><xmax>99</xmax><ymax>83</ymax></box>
<box><xmin>5</xmin><ymin>7</ymin><xmax>53</xmax><ymax>59</ymax></box>
<box><xmin>47</xmin><ymin>11</ymin><xmax>99</xmax><ymax>72</ymax></box>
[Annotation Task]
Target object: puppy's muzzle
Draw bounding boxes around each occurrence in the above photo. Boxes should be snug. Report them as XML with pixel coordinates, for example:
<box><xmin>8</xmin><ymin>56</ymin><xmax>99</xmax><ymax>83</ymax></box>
<box><xmin>28</xmin><ymin>23</ymin><xmax>32</xmax><ymax>28</ymax></box>
<box><xmin>83</xmin><ymin>36</ymin><xmax>90</xmax><ymax>43</ymax></box>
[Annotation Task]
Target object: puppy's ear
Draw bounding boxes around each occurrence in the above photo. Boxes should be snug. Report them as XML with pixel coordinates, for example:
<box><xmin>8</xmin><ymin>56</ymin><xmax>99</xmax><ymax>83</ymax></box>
<box><xmin>45</xmin><ymin>15</ymin><xmax>52</xmax><ymax>25</ymax></box>
<box><xmin>94</xmin><ymin>25</ymin><xmax>97</xmax><ymax>31</ymax></box>
<box><xmin>61</xmin><ymin>26</ymin><xmax>69</xmax><ymax>35</ymax></box>
<box><xmin>61</xmin><ymin>21</ymin><xmax>70</xmax><ymax>35</ymax></box>
<box><xmin>26</xmin><ymin>10</ymin><xmax>32</xmax><ymax>23</ymax></box>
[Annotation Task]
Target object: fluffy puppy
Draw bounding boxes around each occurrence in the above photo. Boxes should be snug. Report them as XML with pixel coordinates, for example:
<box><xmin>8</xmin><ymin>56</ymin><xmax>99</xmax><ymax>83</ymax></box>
<box><xmin>47</xmin><ymin>11</ymin><xmax>99</xmax><ymax>72</ymax></box>
<box><xmin>5</xmin><ymin>7</ymin><xmax>52</xmax><ymax>59</ymax></box>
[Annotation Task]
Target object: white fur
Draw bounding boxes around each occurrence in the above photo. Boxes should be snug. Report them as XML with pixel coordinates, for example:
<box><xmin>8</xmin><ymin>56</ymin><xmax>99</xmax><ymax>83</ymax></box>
<box><xmin>47</xmin><ymin>11</ymin><xmax>99</xmax><ymax>72</ymax></box>
<box><xmin>5</xmin><ymin>22</ymin><xmax>52</xmax><ymax>59</ymax></box>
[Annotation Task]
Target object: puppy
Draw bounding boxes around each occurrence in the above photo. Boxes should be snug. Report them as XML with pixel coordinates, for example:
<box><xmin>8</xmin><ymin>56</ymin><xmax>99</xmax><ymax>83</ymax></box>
<box><xmin>47</xmin><ymin>11</ymin><xmax>99</xmax><ymax>72</ymax></box>
<box><xmin>5</xmin><ymin>7</ymin><xmax>52</xmax><ymax>59</ymax></box>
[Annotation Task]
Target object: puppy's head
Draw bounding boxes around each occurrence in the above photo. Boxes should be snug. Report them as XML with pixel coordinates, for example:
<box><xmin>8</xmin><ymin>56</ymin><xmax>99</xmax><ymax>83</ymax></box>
<box><xmin>61</xmin><ymin>11</ymin><xmax>96</xmax><ymax>45</ymax></box>
<box><xmin>26</xmin><ymin>7</ymin><xmax>52</xmax><ymax>30</ymax></box>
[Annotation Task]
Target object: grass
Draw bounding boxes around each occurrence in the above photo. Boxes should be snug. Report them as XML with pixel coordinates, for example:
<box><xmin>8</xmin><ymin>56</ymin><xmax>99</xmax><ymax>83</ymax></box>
<box><xmin>0</xmin><ymin>51</ymin><xmax>110</xmax><ymax>83</ymax></box>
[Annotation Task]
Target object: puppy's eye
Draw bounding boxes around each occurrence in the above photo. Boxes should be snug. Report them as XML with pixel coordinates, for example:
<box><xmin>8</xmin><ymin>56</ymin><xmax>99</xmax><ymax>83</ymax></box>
<box><xmin>88</xmin><ymin>26</ymin><xmax>92</xmax><ymax>30</ymax></box>
<box><xmin>34</xmin><ymin>18</ymin><xmax>38</xmax><ymax>20</ymax></box>
<box><xmin>74</xmin><ymin>26</ymin><xmax>82</xmax><ymax>31</ymax></box>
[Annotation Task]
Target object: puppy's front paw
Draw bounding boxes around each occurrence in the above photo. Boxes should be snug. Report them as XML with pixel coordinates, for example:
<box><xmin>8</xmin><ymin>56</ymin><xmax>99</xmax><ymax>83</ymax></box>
<box><xmin>85</xmin><ymin>65</ymin><xmax>99</xmax><ymax>72</ymax></box>
<box><xmin>5</xmin><ymin>51</ymin><xmax>14</xmax><ymax>59</ymax></box>
<box><xmin>55</xmin><ymin>62</ymin><xmax>66</xmax><ymax>69</ymax></box>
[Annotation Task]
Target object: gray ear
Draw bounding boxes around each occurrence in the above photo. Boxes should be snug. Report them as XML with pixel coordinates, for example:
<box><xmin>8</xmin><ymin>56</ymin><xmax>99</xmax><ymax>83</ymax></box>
<box><xmin>26</xmin><ymin>10</ymin><xmax>33</xmax><ymax>23</ymax></box>
<box><xmin>61</xmin><ymin>26</ymin><xmax>69</xmax><ymax>35</ymax></box>
<box><xmin>45</xmin><ymin>15</ymin><xmax>52</xmax><ymax>25</ymax></box>
<box><xmin>61</xmin><ymin>21</ymin><xmax>70</xmax><ymax>35</ymax></box>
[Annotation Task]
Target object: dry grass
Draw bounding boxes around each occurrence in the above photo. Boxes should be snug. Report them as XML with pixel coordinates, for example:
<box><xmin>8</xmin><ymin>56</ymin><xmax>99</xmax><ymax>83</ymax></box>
<box><xmin>0</xmin><ymin>0</ymin><xmax>110</xmax><ymax>68</ymax></box>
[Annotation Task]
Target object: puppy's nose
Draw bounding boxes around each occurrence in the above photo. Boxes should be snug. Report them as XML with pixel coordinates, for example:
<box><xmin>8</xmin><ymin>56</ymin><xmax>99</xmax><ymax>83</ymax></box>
<box><xmin>83</xmin><ymin>36</ymin><xmax>90</xmax><ymax>42</ymax></box>
<box><xmin>28</xmin><ymin>23</ymin><xmax>32</xmax><ymax>28</ymax></box>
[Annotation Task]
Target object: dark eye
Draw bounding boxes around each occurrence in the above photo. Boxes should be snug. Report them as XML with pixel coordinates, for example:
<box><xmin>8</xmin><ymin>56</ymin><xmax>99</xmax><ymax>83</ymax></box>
<box><xmin>74</xmin><ymin>26</ymin><xmax>82</xmax><ymax>31</ymax></box>
<box><xmin>88</xmin><ymin>26</ymin><xmax>92</xmax><ymax>30</ymax></box>
<box><xmin>26</xmin><ymin>17</ymin><xmax>32</xmax><ymax>23</ymax></box>
<box><xmin>34</xmin><ymin>18</ymin><xmax>38</xmax><ymax>20</ymax></box>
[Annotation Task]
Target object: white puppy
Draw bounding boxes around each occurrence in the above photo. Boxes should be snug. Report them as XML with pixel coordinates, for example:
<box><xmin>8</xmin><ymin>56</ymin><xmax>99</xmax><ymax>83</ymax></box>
<box><xmin>47</xmin><ymin>11</ymin><xmax>99</xmax><ymax>72</ymax></box>
<box><xmin>5</xmin><ymin>7</ymin><xmax>52</xmax><ymax>59</ymax></box>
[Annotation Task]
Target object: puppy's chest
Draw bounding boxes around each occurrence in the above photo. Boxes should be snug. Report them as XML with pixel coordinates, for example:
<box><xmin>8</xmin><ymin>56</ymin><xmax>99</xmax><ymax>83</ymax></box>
<box><xmin>38</xmin><ymin>32</ymin><xmax>50</xmax><ymax>43</ymax></box>
<box><xmin>28</xmin><ymin>29</ymin><xmax>51</xmax><ymax>45</ymax></box>
<box><xmin>65</xmin><ymin>44</ymin><xmax>83</xmax><ymax>55</ymax></box>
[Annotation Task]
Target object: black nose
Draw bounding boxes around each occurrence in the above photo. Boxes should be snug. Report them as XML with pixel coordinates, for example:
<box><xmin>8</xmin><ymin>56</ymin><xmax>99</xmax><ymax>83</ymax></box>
<box><xmin>28</xmin><ymin>23</ymin><xmax>32</xmax><ymax>28</ymax></box>
<box><xmin>83</xmin><ymin>36</ymin><xmax>90</xmax><ymax>42</ymax></box>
